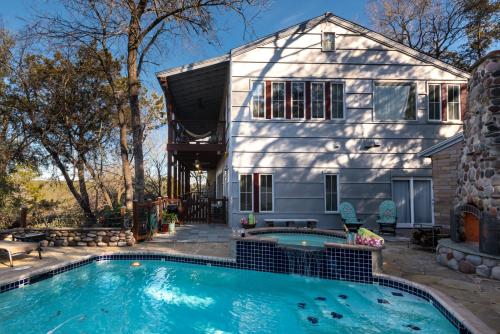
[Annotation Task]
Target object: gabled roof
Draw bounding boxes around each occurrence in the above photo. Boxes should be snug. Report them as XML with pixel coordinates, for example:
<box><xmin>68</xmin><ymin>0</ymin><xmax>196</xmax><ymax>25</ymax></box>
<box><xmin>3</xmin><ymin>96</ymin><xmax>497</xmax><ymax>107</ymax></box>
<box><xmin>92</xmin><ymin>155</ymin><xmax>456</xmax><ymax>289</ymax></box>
<box><xmin>417</xmin><ymin>132</ymin><xmax>464</xmax><ymax>158</ymax></box>
<box><xmin>156</xmin><ymin>12</ymin><xmax>470</xmax><ymax>80</ymax></box>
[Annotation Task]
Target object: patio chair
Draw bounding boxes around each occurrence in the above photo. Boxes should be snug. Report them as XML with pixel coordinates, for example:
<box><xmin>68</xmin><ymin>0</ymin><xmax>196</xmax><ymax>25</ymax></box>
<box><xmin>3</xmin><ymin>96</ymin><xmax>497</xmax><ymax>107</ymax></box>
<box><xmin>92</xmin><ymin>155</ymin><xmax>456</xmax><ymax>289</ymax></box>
<box><xmin>0</xmin><ymin>240</ymin><xmax>42</xmax><ymax>267</ymax></box>
<box><xmin>339</xmin><ymin>202</ymin><xmax>364</xmax><ymax>232</ymax></box>
<box><xmin>377</xmin><ymin>200</ymin><xmax>397</xmax><ymax>236</ymax></box>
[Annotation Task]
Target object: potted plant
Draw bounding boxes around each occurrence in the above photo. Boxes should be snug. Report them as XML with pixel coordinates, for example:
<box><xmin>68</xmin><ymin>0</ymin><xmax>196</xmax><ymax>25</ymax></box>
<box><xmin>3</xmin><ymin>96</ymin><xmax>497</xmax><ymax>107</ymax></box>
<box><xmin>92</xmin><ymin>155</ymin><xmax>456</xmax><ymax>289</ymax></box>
<box><xmin>240</xmin><ymin>214</ymin><xmax>256</xmax><ymax>229</ymax></box>
<box><xmin>162</xmin><ymin>211</ymin><xmax>178</xmax><ymax>233</ymax></box>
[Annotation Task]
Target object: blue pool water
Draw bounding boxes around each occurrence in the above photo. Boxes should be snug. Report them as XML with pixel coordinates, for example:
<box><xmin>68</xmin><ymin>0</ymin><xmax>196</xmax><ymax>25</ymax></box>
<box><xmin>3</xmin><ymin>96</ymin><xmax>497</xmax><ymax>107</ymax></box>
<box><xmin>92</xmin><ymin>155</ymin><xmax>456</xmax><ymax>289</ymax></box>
<box><xmin>257</xmin><ymin>232</ymin><xmax>346</xmax><ymax>247</ymax></box>
<box><xmin>0</xmin><ymin>261</ymin><xmax>457</xmax><ymax>333</ymax></box>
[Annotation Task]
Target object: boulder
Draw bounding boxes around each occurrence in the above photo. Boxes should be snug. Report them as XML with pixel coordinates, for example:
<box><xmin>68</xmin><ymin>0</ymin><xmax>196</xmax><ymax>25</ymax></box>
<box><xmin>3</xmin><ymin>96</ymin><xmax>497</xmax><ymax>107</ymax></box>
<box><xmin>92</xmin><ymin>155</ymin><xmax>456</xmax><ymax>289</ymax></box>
<box><xmin>117</xmin><ymin>241</ymin><xmax>126</xmax><ymax>247</ymax></box>
<box><xmin>491</xmin><ymin>266</ymin><xmax>500</xmax><ymax>280</ymax></box>
<box><xmin>97</xmin><ymin>242</ymin><xmax>107</xmax><ymax>247</ymax></box>
<box><xmin>77</xmin><ymin>242</ymin><xmax>87</xmax><ymax>246</ymax></box>
<box><xmin>458</xmin><ymin>260</ymin><xmax>476</xmax><ymax>274</ymax></box>
<box><xmin>483</xmin><ymin>258</ymin><xmax>497</xmax><ymax>267</ymax></box>
<box><xmin>447</xmin><ymin>258</ymin><xmax>459</xmax><ymax>271</ymax></box>
<box><xmin>87</xmin><ymin>241</ymin><xmax>97</xmax><ymax>247</ymax></box>
<box><xmin>54</xmin><ymin>240</ymin><xmax>64</xmax><ymax>247</ymax></box>
<box><xmin>437</xmin><ymin>253</ymin><xmax>448</xmax><ymax>266</ymax></box>
<box><xmin>465</xmin><ymin>255</ymin><xmax>482</xmax><ymax>266</ymax></box>
<box><xmin>96</xmin><ymin>231</ymin><xmax>107</xmax><ymax>236</ymax></box>
<box><xmin>438</xmin><ymin>246</ymin><xmax>449</xmax><ymax>254</ymax></box>
<box><xmin>476</xmin><ymin>265</ymin><xmax>491</xmax><ymax>277</ymax></box>
<box><xmin>40</xmin><ymin>240</ymin><xmax>49</xmax><ymax>247</ymax></box>
<box><xmin>452</xmin><ymin>250</ymin><xmax>465</xmax><ymax>261</ymax></box>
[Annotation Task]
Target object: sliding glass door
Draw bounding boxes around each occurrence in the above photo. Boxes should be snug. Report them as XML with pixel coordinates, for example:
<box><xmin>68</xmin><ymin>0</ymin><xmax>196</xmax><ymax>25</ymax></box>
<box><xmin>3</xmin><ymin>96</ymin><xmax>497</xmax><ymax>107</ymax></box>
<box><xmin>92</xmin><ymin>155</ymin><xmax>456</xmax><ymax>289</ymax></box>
<box><xmin>392</xmin><ymin>178</ymin><xmax>433</xmax><ymax>227</ymax></box>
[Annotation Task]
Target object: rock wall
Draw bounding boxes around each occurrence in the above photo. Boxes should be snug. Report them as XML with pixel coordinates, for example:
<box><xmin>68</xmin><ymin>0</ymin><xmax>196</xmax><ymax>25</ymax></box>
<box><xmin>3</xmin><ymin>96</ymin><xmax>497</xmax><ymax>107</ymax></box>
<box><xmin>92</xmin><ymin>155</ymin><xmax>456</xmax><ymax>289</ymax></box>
<box><xmin>19</xmin><ymin>228</ymin><xmax>135</xmax><ymax>247</ymax></box>
<box><xmin>455</xmin><ymin>51</ymin><xmax>500</xmax><ymax>217</ymax></box>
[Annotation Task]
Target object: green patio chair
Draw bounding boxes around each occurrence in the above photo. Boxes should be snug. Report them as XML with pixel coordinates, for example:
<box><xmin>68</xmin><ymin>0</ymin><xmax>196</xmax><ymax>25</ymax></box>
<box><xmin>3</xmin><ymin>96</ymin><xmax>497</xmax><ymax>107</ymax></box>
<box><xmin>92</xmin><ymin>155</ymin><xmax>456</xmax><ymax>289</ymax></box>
<box><xmin>377</xmin><ymin>200</ymin><xmax>397</xmax><ymax>236</ymax></box>
<box><xmin>339</xmin><ymin>202</ymin><xmax>364</xmax><ymax>232</ymax></box>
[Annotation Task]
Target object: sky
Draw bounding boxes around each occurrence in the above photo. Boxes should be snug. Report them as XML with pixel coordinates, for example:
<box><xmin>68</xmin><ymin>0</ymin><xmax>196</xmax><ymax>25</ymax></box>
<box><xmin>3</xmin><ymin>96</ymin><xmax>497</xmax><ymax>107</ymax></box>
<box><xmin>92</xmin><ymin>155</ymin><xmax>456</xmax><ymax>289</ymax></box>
<box><xmin>0</xmin><ymin>0</ymin><xmax>370</xmax><ymax>90</ymax></box>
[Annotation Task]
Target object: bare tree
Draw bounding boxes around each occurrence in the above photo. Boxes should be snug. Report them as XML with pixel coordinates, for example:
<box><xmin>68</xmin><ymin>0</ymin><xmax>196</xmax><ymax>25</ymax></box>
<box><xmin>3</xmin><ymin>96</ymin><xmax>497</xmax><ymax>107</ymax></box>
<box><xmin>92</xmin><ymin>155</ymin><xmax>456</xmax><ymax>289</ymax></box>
<box><xmin>37</xmin><ymin>0</ymin><xmax>265</xmax><ymax>203</ymax></box>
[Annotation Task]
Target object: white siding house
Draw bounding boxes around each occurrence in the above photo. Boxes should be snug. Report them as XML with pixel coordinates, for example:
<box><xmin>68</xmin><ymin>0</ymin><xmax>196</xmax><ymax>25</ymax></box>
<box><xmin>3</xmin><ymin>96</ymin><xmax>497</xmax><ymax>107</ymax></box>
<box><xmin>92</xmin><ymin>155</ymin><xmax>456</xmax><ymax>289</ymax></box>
<box><xmin>157</xmin><ymin>13</ymin><xmax>469</xmax><ymax>229</ymax></box>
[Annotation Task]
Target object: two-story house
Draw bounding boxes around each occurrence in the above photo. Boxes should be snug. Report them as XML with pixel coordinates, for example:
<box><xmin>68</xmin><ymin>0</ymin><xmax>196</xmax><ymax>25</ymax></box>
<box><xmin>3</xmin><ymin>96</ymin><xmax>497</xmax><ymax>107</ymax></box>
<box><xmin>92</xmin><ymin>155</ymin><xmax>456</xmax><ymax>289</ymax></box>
<box><xmin>156</xmin><ymin>12</ymin><xmax>469</xmax><ymax>229</ymax></box>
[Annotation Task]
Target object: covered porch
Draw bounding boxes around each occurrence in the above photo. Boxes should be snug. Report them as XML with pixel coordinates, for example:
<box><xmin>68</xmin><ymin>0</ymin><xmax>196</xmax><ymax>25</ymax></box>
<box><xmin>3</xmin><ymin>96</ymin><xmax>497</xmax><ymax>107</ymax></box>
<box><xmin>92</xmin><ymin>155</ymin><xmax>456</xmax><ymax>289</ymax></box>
<box><xmin>157</xmin><ymin>56</ymin><xmax>230</xmax><ymax>224</ymax></box>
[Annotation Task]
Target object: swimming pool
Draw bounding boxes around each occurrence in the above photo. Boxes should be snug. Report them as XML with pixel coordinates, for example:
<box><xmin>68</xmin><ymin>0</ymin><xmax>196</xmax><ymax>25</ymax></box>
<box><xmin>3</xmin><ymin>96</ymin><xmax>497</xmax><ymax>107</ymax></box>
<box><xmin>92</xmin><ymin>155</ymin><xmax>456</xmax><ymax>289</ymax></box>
<box><xmin>0</xmin><ymin>260</ymin><xmax>458</xmax><ymax>333</ymax></box>
<box><xmin>255</xmin><ymin>232</ymin><xmax>346</xmax><ymax>247</ymax></box>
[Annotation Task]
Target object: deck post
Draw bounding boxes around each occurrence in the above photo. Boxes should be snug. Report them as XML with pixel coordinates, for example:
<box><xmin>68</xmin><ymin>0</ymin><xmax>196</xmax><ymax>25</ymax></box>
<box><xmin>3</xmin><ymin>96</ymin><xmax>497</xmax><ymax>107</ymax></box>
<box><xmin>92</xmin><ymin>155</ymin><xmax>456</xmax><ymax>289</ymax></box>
<box><xmin>167</xmin><ymin>152</ymin><xmax>172</xmax><ymax>198</ymax></box>
<box><xmin>173</xmin><ymin>157</ymin><xmax>178</xmax><ymax>198</ymax></box>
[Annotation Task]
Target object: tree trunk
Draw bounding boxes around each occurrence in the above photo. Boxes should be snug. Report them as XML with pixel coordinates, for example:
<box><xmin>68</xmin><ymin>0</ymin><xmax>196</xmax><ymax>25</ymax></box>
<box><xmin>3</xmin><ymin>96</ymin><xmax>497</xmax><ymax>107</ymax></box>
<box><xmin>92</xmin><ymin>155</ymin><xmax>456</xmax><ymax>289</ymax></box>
<box><xmin>119</xmin><ymin>109</ymin><xmax>134</xmax><ymax>210</ymax></box>
<box><xmin>76</xmin><ymin>156</ymin><xmax>94</xmax><ymax>223</ymax></box>
<box><xmin>127</xmin><ymin>18</ymin><xmax>145</xmax><ymax>203</ymax></box>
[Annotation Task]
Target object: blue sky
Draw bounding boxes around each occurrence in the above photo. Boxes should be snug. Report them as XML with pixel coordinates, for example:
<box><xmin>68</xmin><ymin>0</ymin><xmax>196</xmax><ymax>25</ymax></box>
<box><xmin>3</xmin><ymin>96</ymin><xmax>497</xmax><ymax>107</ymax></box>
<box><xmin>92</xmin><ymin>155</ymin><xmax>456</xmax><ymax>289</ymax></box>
<box><xmin>0</xmin><ymin>0</ymin><xmax>370</xmax><ymax>89</ymax></box>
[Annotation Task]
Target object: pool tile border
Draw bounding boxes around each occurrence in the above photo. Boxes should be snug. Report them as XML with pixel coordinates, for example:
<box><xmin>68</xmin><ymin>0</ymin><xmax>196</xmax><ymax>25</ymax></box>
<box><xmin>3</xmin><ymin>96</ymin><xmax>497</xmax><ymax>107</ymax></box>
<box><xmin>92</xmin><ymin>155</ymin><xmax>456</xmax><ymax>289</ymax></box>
<box><xmin>0</xmin><ymin>251</ymin><xmax>489</xmax><ymax>334</ymax></box>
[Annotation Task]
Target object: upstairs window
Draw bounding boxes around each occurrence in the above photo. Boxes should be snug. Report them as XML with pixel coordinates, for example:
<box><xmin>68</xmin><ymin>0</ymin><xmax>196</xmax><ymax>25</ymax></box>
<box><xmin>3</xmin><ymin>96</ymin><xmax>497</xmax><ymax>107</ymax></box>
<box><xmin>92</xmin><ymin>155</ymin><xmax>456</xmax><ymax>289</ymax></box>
<box><xmin>325</xmin><ymin>174</ymin><xmax>339</xmax><ymax>212</ymax></box>
<box><xmin>311</xmin><ymin>82</ymin><xmax>325</xmax><ymax>119</ymax></box>
<box><xmin>259</xmin><ymin>174</ymin><xmax>273</xmax><ymax>212</ymax></box>
<box><xmin>428</xmin><ymin>84</ymin><xmax>441</xmax><ymax>121</ymax></box>
<box><xmin>239</xmin><ymin>174</ymin><xmax>253</xmax><ymax>212</ymax></box>
<box><xmin>447</xmin><ymin>85</ymin><xmax>460</xmax><ymax>121</ymax></box>
<box><xmin>322</xmin><ymin>32</ymin><xmax>335</xmax><ymax>51</ymax></box>
<box><xmin>272</xmin><ymin>82</ymin><xmax>285</xmax><ymax>118</ymax></box>
<box><xmin>374</xmin><ymin>82</ymin><xmax>416</xmax><ymax>121</ymax></box>
<box><xmin>291</xmin><ymin>82</ymin><xmax>305</xmax><ymax>119</ymax></box>
<box><xmin>331</xmin><ymin>83</ymin><xmax>344</xmax><ymax>119</ymax></box>
<box><xmin>251</xmin><ymin>82</ymin><xmax>265</xmax><ymax>118</ymax></box>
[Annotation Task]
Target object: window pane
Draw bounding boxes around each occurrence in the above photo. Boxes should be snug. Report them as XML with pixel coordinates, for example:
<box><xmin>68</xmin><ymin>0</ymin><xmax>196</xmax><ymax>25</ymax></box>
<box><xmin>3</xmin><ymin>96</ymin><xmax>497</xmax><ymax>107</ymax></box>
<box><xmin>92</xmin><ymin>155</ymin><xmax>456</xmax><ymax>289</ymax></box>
<box><xmin>252</xmin><ymin>82</ymin><xmax>265</xmax><ymax>118</ymax></box>
<box><xmin>325</xmin><ymin>175</ymin><xmax>338</xmax><ymax>212</ymax></box>
<box><xmin>331</xmin><ymin>83</ymin><xmax>344</xmax><ymax>119</ymax></box>
<box><xmin>292</xmin><ymin>82</ymin><xmax>305</xmax><ymax>118</ymax></box>
<box><xmin>413</xmin><ymin>180</ymin><xmax>432</xmax><ymax>224</ymax></box>
<box><xmin>393</xmin><ymin>180</ymin><xmax>411</xmax><ymax>224</ymax></box>
<box><xmin>240</xmin><ymin>175</ymin><xmax>252</xmax><ymax>211</ymax></box>
<box><xmin>272</xmin><ymin>82</ymin><xmax>285</xmax><ymax>118</ymax></box>
<box><xmin>428</xmin><ymin>84</ymin><xmax>441</xmax><ymax>120</ymax></box>
<box><xmin>447</xmin><ymin>85</ymin><xmax>460</xmax><ymax>120</ymax></box>
<box><xmin>260</xmin><ymin>175</ymin><xmax>273</xmax><ymax>212</ymax></box>
<box><xmin>311</xmin><ymin>83</ymin><xmax>324</xmax><ymax>119</ymax></box>
<box><xmin>322</xmin><ymin>32</ymin><xmax>335</xmax><ymax>51</ymax></box>
<box><xmin>374</xmin><ymin>83</ymin><xmax>416</xmax><ymax>121</ymax></box>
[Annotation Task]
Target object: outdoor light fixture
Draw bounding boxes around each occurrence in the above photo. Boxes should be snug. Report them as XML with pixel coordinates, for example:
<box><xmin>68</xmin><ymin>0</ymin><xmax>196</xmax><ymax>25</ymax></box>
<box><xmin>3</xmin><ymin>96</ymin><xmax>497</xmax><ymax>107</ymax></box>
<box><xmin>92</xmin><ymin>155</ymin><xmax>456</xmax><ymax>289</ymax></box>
<box><xmin>131</xmin><ymin>261</ymin><xmax>141</xmax><ymax>267</ymax></box>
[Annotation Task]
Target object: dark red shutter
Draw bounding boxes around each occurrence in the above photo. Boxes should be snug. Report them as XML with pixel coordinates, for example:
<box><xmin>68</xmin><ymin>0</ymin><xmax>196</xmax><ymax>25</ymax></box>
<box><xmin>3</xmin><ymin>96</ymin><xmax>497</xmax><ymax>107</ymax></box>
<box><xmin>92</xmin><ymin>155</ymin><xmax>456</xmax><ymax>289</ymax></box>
<box><xmin>460</xmin><ymin>83</ymin><xmax>467</xmax><ymax>120</ymax></box>
<box><xmin>305</xmin><ymin>81</ymin><xmax>311</xmax><ymax>120</ymax></box>
<box><xmin>441</xmin><ymin>84</ymin><xmax>447</xmax><ymax>122</ymax></box>
<box><xmin>253</xmin><ymin>173</ymin><xmax>259</xmax><ymax>213</ymax></box>
<box><xmin>325</xmin><ymin>82</ymin><xmax>331</xmax><ymax>120</ymax></box>
<box><xmin>285</xmin><ymin>81</ymin><xmax>291</xmax><ymax>119</ymax></box>
<box><xmin>265</xmin><ymin>81</ymin><xmax>271</xmax><ymax>119</ymax></box>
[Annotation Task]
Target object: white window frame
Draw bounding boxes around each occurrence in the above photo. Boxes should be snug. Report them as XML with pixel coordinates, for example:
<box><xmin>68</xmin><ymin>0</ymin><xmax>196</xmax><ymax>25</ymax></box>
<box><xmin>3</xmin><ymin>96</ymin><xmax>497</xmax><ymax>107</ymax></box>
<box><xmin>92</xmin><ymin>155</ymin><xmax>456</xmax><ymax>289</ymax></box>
<box><xmin>372</xmin><ymin>81</ymin><xmax>418</xmax><ymax>122</ymax></box>
<box><xmin>271</xmin><ymin>81</ymin><xmax>285</xmax><ymax>119</ymax></box>
<box><xmin>239</xmin><ymin>174</ymin><xmax>253</xmax><ymax>212</ymax></box>
<box><xmin>324</xmin><ymin>173</ymin><xmax>340</xmax><ymax>213</ymax></box>
<box><xmin>259</xmin><ymin>174</ymin><xmax>274</xmax><ymax>212</ymax></box>
<box><xmin>251</xmin><ymin>81</ymin><xmax>265</xmax><ymax>119</ymax></box>
<box><xmin>291</xmin><ymin>81</ymin><xmax>305</xmax><ymax>120</ymax></box>
<box><xmin>392</xmin><ymin>177</ymin><xmax>434</xmax><ymax>227</ymax></box>
<box><xmin>427</xmin><ymin>83</ymin><xmax>442</xmax><ymax>122</ymax></box>
<box><xmin>447</xmin><ymin>84</ymin><xmax>461</xmax><ymax>121</ymax></box>
<box><xmin>311</xmin><ymin>82</ymin><xmax>325</xmax><ymax>120</ymax></box>
<box><xmin>322</xmin><ymin>32</ymin><xmax>335</xmax><ymax>52</ymax></box>
<box><xmin>330</xmin><ymin>82</ymin><xmax>346</xmax><ymax>120</ymax></box>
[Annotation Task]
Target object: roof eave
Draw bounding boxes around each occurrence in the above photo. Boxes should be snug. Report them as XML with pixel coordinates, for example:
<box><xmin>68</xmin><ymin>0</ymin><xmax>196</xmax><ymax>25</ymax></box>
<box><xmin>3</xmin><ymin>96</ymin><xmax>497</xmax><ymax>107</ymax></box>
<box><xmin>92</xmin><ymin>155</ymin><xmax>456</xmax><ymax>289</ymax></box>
<box><xmin>155</xmin><ymin>54</ymin><xmax>230</xmax><ymax>79</ymax></box>
<box><xmin>417</xmin><ymin>132</ymin><xmax>464</xmax><ymax>158</ymax></box>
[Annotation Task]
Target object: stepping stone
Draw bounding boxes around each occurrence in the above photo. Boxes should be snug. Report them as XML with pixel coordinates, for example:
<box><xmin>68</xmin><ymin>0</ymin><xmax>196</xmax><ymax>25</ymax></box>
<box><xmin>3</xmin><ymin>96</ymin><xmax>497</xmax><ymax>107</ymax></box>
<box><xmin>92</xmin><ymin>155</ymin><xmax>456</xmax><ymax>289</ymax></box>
<box><xmin>377</xmin><ymin>299</ymin><xmax>390</xmax><ymax>304</ymax></box>
<box><xmin>307</xmin><ymin>316</ymin><xmax>318</xmax><ymax>324</ymax></box>
<box><xmin>315</xmin><ymin>296</ymin><xmax>326</xmax><ymax>301</ymax></box>
<box><xmin>392</xmin><ymin>292</ymin><xmax>403</xmax><ymax>297</ymax></box>
<box><xmin>298</xmin><ymin>302</ymin><xmax>306</xmax><ymax>309</ymax></box>
<box><xmin>331</xmin><ymin>312</ymin><xmax>343</xmax><ymax>319</ymax></box>
<box><xmin>338</xmin><ymin>294</ymin><xmax>348</xmax><ymax>299</ymax></box>
<box><xmin>405</xmin><ymin>324</ymin><xmax>421</xmax><ymax>331</ymax></box>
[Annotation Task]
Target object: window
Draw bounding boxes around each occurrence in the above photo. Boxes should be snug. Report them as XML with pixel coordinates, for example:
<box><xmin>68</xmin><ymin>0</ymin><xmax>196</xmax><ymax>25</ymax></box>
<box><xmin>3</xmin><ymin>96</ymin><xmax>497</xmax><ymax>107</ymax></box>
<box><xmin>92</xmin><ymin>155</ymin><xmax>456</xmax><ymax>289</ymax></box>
<box><xmin>325</xmin><ymin>174</ymin><xmax>339</xmax><ymax>212</ymax></box>
<box><xmin>374</xmin><ymin>82</ymin><xmax>416</xmax><ymax>121</ymax></box>
<box><xmin>447</xmin><ymin>85</ymin><xmax>460</xmax><ymax>121</ymax></box>
<box><xmin>331</xmin><ymin>83</ymin><xmax>344</xmax><ymax>119</ymax></box>
<box><xmin>322</xmin><ymin>32</ymin><xmax>335</xmax><ymax>51</ymax></box>
<box><xmin>393</xmin><ymin>178</ymin><xmax>433</xmax><ymax>226</ymax></box>
<box><xmin>251</xmin><ymin>82</ymin><xmax>265</xmax><ymax>118</ymax></box>
<box><xmin>311</xmin><ymin>82</ymin><xmax>325</xmax><ymax>119</ymax></box>
<box><xmin>259</xmin><ymin>174</ymin><xmax>273</xmax><ymax>212</ymax></box>
<box><xmin>272</xmin><ymin>82</ymin><xmax>285</xmax><ymax>118</ymax></box>
<box><xmin>428</xmin><ymin>84</ymin><xmax>441</xmax><ymax>121</ymax></box>
<box><xmin>291</xmin><ymin>82</ymin><xmax>305</xmax><ymax>119</ymax></box>
<box><xmin>239</xmin><ymin>174</ymin><xmax>253</xmax><ymax>212</ymax></box>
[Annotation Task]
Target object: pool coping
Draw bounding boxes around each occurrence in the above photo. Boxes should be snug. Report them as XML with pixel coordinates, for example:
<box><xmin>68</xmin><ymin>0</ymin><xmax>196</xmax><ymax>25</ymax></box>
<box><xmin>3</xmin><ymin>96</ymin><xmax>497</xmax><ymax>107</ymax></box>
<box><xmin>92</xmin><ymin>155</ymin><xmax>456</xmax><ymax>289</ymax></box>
<box><xmin>0</xmin><ymin>250</ymin><xmax>494</xmax><ymax>334</ymax></box>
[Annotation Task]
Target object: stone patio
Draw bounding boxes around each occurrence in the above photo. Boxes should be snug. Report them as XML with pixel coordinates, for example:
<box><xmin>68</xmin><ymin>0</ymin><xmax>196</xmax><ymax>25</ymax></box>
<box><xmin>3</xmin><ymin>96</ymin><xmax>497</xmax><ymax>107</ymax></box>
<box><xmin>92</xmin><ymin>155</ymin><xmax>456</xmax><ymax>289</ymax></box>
<box><xmin>0</xmin><ymin>229</ymin><xmax>498</xmax><ymax>332</ymax></box>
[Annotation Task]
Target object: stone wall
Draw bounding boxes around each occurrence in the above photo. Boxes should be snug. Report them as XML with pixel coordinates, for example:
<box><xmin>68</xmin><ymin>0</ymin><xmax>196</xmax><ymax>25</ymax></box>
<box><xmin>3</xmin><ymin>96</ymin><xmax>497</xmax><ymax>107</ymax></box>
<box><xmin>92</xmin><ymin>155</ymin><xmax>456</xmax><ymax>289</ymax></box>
<box><xmin>18</xmin><ymin>228</ymin><xmax>135</xmax><ymax>247</ymax></box>
<box><xmin>432</xmin><ymin>141</ymin><xmax>464</xmax><ymax>226</ymax></box>
<box><xmin>455</xmin><ymin>50</ymin><xmax>500</xmax><ymax>217</ymax></box>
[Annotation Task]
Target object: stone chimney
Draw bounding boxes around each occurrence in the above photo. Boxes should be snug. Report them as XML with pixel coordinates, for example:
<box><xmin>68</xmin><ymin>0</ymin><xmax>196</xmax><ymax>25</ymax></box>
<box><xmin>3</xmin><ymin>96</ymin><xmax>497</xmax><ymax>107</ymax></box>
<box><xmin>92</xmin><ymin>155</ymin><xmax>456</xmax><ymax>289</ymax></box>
<box><xmin>455</xmin><ymin>51</ymin><xmax>500</xmax><ymax>219</ymax></box>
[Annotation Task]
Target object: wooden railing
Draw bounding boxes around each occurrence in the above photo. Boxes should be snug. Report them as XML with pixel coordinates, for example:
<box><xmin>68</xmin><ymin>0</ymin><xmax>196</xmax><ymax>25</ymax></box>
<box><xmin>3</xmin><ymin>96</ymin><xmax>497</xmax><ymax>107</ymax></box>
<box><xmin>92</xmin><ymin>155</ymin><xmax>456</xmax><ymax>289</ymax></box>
<box><xmin>180</xmin><ymin>192</ymin><xmax>227</xmax><ymax>224</ymax></box>
<box><xmin>132</xmin><ymin>197</ymin><xmax>180</xmax><ymax>242</ymax></box>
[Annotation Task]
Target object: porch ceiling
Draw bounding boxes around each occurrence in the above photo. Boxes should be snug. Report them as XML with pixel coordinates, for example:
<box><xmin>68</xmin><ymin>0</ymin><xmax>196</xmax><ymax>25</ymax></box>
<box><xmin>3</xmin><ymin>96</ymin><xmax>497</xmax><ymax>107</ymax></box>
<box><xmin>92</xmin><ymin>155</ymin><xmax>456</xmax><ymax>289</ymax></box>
<box><xmin>159</xmin><ymin>60</ymin><xmax>229</xmax><ymax>135</ymax></box>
